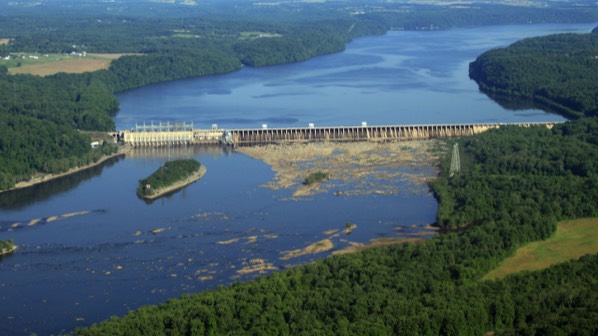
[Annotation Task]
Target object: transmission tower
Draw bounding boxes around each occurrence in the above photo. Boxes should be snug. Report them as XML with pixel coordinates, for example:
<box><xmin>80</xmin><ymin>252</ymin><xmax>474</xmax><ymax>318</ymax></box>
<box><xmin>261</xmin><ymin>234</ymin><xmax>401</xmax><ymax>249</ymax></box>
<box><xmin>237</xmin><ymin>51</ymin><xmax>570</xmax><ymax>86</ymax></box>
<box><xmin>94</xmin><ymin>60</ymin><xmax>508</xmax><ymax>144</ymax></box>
<box><xmin>449</xmin><ymin>143</ymin><xmax>460</xmax><ymax>177</ymax></box>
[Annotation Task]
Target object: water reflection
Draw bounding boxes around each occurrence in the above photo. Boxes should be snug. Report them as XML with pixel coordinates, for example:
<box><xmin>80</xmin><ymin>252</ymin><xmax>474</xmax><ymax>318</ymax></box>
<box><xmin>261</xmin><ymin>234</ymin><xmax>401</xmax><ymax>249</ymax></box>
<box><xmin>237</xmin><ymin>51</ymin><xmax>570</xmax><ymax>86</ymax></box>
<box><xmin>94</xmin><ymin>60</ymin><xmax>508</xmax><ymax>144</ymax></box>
<box><xmin>477</xmin><ymin>89</ymin><xmax>568</xmax><ymax>117</ymax></box>
<box><xmin>126</xmin><ymin>144</ymin><xmax>234</xmax><ymax>159</ymax></box>
<box><xmin>0</xmin><ymin>156</ymin><xmax>123</xmax><ymax>210</ymax></box>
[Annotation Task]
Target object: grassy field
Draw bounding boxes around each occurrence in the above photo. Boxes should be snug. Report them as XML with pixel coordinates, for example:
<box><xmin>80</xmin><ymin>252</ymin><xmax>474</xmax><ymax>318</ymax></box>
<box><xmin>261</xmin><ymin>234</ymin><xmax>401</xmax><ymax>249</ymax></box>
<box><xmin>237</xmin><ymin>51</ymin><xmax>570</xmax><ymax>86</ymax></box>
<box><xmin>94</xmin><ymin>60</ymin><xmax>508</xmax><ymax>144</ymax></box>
<box><xmin>484</xmin><ymin>218</ymin><xmax>598</xmax><ymax>280</ymax></box>
<box><xmin>4</xmin><ymin>53</ymin><xmax>138</xmax><ymax>76</ymax></box>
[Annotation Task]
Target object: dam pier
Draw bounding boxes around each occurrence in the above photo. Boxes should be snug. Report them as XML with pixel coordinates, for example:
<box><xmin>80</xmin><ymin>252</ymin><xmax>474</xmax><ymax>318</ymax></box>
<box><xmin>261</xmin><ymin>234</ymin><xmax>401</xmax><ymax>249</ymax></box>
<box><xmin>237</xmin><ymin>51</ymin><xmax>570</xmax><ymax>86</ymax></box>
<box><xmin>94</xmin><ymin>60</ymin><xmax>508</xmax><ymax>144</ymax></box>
<box><xmin>117</xmin><ymin>121</ymin><xmax>559</xmax><ymax>147</ymax></box>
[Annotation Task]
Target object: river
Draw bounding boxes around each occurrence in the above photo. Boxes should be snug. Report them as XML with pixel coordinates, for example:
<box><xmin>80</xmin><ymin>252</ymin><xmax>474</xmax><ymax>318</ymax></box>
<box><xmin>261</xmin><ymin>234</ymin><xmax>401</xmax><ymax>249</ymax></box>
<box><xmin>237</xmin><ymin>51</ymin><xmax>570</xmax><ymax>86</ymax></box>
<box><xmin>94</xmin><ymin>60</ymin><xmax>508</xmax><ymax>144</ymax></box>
<box><xmin>0</xmin><ymin>23</ymin><xmax>595</xmax><ymax>335</ymax></box>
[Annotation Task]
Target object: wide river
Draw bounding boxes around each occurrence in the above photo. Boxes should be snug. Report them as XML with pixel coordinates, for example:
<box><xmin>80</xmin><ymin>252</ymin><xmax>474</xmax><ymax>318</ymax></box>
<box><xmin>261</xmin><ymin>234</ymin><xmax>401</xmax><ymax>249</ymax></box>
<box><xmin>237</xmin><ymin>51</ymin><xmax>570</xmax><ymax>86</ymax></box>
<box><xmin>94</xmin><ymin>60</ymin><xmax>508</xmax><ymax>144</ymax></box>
<box><xmin>0</xmin><ymin>23</ymin><xmax>595</xmax><ymax>335</ymax></box>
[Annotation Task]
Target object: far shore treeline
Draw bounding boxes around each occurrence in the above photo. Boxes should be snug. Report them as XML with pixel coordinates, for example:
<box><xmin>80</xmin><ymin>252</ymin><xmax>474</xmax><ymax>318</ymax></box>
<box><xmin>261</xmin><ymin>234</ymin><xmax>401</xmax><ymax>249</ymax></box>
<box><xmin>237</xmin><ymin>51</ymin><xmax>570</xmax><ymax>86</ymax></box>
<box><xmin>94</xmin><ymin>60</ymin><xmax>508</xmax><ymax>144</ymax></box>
<box><xmin>1</xmin><ymin>2</ymin><xmax>598</xmax><ymax>190</ymax></box>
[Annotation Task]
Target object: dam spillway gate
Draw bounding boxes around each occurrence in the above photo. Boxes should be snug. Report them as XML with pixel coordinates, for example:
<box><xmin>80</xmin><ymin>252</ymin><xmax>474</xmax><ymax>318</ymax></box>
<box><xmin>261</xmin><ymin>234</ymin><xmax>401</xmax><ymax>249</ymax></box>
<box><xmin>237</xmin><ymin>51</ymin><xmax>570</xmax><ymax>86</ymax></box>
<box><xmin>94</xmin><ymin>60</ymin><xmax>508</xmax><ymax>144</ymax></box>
<box><xmin>118</xmin><ymin>122</ymin><xmax>558</xmax><ymax>147</ymax></box>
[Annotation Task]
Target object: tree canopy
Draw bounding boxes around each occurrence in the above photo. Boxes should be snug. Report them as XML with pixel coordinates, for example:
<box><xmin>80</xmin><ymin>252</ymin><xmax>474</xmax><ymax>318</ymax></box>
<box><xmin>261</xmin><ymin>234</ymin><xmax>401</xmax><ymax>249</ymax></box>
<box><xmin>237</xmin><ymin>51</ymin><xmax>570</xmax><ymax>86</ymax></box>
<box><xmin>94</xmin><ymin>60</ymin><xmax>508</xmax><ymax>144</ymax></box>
<box><xmin>469</xmin><ymin>29</ymin><xmax>598</xmax><ymax>118</ymax></box>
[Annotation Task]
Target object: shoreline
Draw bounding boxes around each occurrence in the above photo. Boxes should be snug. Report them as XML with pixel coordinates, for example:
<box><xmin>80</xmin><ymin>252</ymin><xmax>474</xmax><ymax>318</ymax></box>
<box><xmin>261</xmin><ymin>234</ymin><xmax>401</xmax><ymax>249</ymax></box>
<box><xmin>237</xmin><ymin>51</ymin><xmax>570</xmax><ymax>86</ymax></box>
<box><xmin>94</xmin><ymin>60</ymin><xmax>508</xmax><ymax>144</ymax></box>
<box><xmin>0</xmin><ymin>245</ymin><xmax>18</xmax><ymax>256</ymax></box>
<box><xmin>0</xmin><ymin>145</ymin><xmax>129</xmax><ymax>195</ymax></box>
<box><xmin>332</xmin><ymin>237</ymin><xmax>427</xmax><ymax>256</ymax></box>
<box><xmin>140</xmin><ymin>165</ymin><xmax>207</xmax><ymax>200</ymax></box>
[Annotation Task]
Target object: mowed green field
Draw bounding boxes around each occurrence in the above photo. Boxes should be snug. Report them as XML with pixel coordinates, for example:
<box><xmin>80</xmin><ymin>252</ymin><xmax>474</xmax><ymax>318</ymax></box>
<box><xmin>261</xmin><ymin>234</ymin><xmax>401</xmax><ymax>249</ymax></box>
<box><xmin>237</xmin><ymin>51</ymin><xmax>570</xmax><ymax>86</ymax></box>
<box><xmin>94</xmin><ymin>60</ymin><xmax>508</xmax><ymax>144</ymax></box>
<box><xmin>484</xmin><ymin>218</ymin><xmax>598</xmax><ymax>280</ymax></box>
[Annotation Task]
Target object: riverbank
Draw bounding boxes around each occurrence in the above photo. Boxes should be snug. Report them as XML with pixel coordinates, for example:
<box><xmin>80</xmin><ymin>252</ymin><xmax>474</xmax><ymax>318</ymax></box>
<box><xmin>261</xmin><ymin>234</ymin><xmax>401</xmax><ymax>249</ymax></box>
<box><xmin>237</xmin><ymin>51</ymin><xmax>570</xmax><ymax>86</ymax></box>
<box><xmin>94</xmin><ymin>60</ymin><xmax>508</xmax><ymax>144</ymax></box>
<box><xmin>0</xmin><ymin>145</ymin><xmax>129</xmax><ymax>195</ymax></box>
<box><xmin>139</xmin><ymin>165</ymin><xmax>207</xmax><ymax>200</ymax></box>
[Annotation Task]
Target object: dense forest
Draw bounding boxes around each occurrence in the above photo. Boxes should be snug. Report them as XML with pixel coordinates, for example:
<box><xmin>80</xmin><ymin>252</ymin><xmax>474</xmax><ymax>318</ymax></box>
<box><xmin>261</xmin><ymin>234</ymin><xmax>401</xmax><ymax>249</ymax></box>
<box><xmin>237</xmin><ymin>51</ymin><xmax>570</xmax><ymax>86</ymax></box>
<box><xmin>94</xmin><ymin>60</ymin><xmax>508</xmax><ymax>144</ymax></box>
<box><xmin>1</xmin><ymin>3</ymin><xmax>598</xmax><ymax>190</ymax></box>
<box><xmin>137</xmin><ymin>159</ymin><xmax>202</xmax><ymax>198</ymax></box>
<box><xmin>469</xmin><ymin>30</ymin><xmax>598</xmax><ymax>118</ymax></box>
<box><xmin>78</xmin><ymin>118</ymin><xmax>598</xmax><ymax>335</ymax></box>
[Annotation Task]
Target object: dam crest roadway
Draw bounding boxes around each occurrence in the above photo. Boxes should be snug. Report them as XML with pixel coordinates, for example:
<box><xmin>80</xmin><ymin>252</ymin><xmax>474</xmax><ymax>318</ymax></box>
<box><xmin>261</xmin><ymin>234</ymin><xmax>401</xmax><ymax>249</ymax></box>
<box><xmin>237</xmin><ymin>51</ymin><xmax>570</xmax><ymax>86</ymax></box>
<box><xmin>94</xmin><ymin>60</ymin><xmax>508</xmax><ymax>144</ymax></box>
<box><xmin>117</xmin><ymin>121</ymin><xmax>561</xmax><ymax>147</ymax></box>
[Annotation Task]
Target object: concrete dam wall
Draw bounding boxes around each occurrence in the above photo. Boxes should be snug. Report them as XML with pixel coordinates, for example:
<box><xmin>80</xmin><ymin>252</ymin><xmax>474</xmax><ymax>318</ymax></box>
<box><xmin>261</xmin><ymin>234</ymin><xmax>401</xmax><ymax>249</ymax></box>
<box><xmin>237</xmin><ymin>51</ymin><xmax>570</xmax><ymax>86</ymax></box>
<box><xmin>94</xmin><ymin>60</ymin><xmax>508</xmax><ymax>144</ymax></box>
<box><xmin>119</xmin><ymin>122</ymin><xmax>558</xmax><ymax>147</ymax></box>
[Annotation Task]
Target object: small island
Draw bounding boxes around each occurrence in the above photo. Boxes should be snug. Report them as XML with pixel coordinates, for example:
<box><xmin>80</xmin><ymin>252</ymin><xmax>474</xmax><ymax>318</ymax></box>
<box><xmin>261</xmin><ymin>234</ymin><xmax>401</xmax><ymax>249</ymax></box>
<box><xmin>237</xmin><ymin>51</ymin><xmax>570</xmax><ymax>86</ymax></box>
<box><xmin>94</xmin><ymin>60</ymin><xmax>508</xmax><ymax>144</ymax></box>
<box><xmin>137</xmin><ymin>159</ymin><xmax>206</xmax><ymax>200</ymax></box>
<box><xmin>303</xmin><ymin>171</ymin><xmax>330</xmax><ymax>185</ymax></box>
<box><xmin>0</xmin><ymin>239</ymin><xmax>17</xmax><ymax>256</ymax></box>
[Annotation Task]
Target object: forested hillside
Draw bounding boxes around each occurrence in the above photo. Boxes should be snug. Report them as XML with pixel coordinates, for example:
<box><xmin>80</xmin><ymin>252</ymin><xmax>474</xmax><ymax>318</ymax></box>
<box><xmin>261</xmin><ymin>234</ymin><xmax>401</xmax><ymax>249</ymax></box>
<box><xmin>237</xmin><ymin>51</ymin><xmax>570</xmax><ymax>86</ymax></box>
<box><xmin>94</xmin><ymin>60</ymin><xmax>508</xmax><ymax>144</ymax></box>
<box><xmin>77</xmin><ymin>118</ymin><xmax>598</xmax><ymax>335</ymax></box>
<box><xmin>469</xmin><ymin>29</ymin><xmax>598</xmax><ymax>118</ymax></box>
<box><xmin>0</xmin><ymin>67</ymin><xmax>118</xmax><ymax>189</ymax></box>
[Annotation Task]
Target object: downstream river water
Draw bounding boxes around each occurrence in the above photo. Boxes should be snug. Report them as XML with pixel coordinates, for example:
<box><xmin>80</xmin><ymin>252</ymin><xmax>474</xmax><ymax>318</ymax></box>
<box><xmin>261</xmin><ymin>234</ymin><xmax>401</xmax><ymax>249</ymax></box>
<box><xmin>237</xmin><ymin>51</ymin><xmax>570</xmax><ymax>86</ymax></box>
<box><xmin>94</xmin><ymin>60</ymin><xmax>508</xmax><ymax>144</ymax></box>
<box><xmin>0</xmin><ymin>23</ymin><xmax>595</xmax><ymax>335</ymax></box>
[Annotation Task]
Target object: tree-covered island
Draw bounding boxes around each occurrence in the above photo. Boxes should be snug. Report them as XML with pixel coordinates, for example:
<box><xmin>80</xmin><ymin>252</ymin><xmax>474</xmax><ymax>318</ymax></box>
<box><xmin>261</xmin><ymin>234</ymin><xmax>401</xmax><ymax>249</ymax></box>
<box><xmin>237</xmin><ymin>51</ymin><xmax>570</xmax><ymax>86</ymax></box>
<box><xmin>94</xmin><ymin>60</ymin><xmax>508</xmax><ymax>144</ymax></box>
<box><xmin>137</xmin><ymin>159</ymin><xmax>206</xmax><ymax>200</ymax></box>
<box><xmin>0</xmin><ymin>239</ymin><xmax>16</xmax><ymax>256</ymax></box>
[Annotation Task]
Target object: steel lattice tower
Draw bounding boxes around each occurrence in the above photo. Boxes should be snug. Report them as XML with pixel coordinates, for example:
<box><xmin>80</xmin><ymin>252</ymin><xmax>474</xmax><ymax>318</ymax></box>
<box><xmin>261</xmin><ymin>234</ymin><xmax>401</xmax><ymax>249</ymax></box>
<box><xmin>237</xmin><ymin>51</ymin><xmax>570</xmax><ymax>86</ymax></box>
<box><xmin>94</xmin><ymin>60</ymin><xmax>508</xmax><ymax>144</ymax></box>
<box><xmin>449</xmin><ymin>143</ymin><xmax>460</xmax><ymax>177</ymax></box>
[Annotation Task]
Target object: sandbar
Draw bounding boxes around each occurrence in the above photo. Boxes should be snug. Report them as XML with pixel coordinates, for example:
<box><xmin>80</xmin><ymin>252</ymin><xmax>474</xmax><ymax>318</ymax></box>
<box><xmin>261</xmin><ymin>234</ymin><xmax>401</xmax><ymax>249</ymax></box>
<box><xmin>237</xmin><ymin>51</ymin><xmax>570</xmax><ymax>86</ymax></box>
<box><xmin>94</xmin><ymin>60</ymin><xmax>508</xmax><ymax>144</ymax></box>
<box><xmin>280</xmin><ymin>239</ymin><xmax>334</xmax><ymax>260</ymax></box>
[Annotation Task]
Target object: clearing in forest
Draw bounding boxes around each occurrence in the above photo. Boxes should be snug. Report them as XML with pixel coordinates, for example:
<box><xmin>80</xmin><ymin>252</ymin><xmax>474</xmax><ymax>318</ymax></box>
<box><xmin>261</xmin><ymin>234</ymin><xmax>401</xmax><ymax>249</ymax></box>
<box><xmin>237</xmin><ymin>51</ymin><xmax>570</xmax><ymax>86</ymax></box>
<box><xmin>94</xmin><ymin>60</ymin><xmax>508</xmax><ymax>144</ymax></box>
<box><xmin>6</xmin><ymin>53</ymin><xmax>139</xmax><ymax>76</ymax></box>
<box><xmin>484</xmin><ymin>218</ymin><xmax>598</xmax><ymax>280</ymax></box>
<box><xmin>239</xmin><ymin>31</ymin><xmax>282</xmax><ymax>39</ymax></box>
<box><xmin>0</xmin><ymin>38</ymin><xmax>9</xmax><ymax>45</ymax></box>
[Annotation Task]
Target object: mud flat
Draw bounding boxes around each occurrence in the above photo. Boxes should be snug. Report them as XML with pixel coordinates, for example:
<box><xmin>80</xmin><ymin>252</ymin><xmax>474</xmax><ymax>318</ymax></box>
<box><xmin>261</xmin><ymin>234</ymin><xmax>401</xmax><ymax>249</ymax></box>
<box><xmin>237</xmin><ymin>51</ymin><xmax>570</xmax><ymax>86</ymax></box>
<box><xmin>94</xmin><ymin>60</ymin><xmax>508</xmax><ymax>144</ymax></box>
<box><xmin>237</xmin><ymin>140</ymin><xmax>442</xmax><ymax>198</ymax></box>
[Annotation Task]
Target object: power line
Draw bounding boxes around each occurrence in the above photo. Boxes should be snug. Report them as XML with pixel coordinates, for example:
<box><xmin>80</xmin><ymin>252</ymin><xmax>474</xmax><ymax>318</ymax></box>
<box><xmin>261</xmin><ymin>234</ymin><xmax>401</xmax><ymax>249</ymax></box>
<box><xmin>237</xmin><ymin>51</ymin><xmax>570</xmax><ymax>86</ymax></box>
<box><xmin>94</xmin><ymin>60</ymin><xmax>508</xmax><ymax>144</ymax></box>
<box><xmin>449</xmin><ymin>142</ymin><xmax>460</xmax><ymax>177</ymax></box>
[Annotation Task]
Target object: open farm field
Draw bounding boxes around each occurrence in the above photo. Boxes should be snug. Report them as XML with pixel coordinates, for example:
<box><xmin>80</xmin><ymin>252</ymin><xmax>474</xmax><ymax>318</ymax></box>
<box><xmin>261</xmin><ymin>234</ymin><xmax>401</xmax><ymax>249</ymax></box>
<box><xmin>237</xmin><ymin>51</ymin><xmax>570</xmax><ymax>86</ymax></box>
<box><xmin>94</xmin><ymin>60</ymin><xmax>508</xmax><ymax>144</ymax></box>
<box><xmin>484</xmin><ymin>218</ymin><xmax>598</xmax><ymax>280</ymax></box>
<box><xmin>5</xmin><ymin>53</ymin><xmax>139</xmax><ymax>76</ymax></box>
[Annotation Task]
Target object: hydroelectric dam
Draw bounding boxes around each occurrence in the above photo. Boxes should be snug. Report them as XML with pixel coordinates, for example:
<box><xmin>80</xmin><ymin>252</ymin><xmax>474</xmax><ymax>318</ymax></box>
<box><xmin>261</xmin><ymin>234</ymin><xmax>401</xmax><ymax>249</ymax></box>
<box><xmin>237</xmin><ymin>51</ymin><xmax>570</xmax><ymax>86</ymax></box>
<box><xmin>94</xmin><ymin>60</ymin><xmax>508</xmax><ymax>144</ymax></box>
<box><xmin>116</xmin><ymin>121</ymin><xmax>559</xmax><ymax>147</ymax></box>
